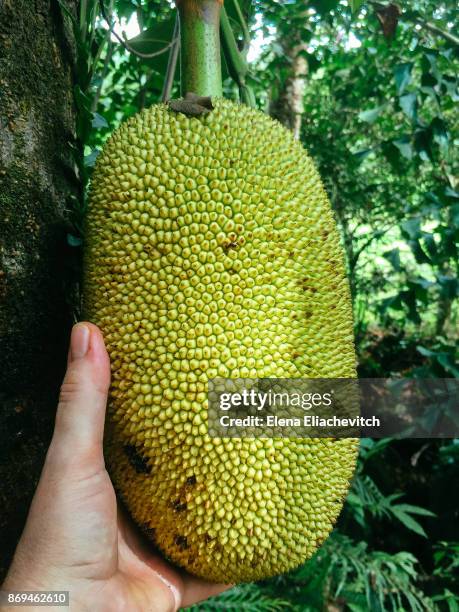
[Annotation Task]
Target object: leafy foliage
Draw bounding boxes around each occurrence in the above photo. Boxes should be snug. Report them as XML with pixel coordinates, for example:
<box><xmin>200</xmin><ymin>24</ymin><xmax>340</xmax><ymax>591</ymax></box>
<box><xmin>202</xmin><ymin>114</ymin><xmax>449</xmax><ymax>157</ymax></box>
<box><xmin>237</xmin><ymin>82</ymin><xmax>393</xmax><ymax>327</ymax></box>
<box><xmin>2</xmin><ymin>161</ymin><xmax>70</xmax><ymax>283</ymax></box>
<box><xmin>186</xmin><ymin>583</ymin><xmax>292</xmax><ymax>611</ymax></box>
<box><xmin>347</xmin><ymin>474</ymin><xmax>436</xmax><ymax>537</ymax></box>
<box><xmin>290</xmin><ymin>533</ymin><xmax>433</xmax><ymax>612</ymax></box>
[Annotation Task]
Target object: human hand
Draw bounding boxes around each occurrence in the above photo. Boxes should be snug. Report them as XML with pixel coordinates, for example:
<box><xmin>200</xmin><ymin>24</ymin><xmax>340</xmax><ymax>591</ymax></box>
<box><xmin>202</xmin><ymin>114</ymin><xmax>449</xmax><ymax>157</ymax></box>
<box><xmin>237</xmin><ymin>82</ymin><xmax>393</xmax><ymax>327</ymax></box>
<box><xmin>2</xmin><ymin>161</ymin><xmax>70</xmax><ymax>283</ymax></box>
<box><xmin>2</xmin><ymin>323</ymin><xmax>230</xmax><ymax>611</ymax></box>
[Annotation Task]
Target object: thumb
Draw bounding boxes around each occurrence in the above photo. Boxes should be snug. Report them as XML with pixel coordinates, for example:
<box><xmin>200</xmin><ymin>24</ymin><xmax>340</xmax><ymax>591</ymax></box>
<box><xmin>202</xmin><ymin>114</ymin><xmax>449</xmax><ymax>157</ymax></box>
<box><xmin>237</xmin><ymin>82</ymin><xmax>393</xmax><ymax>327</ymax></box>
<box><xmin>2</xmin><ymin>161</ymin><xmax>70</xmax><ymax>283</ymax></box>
<box><xmin>49</xmin><ymin>322</ymin><xmax>111</xmax><ymax>467</ymax></box>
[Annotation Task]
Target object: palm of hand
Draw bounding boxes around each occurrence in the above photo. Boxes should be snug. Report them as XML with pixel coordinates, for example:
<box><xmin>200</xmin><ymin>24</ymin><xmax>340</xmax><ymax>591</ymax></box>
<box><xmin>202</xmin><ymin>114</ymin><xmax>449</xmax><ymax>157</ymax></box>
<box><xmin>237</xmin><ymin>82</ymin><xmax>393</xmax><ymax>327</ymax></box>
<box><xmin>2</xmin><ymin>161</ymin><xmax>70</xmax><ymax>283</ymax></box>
<box><xmin>63</xmin><ymin>464</ymin><xmax>227</xmax><ymax>611</ymax></box>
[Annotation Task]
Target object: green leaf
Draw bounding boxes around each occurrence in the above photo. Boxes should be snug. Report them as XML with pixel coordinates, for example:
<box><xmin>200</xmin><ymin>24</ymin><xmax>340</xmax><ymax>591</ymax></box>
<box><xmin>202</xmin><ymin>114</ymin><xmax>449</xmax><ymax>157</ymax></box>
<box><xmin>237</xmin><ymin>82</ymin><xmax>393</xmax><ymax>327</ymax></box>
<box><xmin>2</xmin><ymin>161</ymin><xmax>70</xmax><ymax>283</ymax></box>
<box><xmin>347</xmin><ymin>492</ymin><xmax>364</xmax><ymax>507</ymax></box>
<box><xmin>437</xmin><ymin>355</ymin><xmax>459</xmax><ymax>378</ymax></box>
<box><xmin>394</xmin><ymin>62</ymin><xmax>413</xmax><ymax>95</ymax></box>
<box><xmin>414</xmin><ymin>127</ymin><xmax>433</xmax><ymax>161</ymax></box>
<box><xmin>423</xmin><ymin>51</ymin><xmax>441</xmax><ymax>83</ymax></box>
<box><xmin>399</xmin><ymin>93</ymin><xmax>417</xmax><ymax>122</ymax></box>
<box><xmin>392</xmin><ymin>136</ymin><xmax>413</xmax><ymax>159</ymax></box>
<box><xmin>358</xmin><ymin>105</ymin><xmax>385</xmax><ymax>123</ymax></box>
<box><xmin>310</xmin><ymin>0</ymin><xmax>340</xmax><ymax>15</ymax></box>
<box><xmin>127</xmin><ymin>18</ymin><xmax>175</xmax><ymax>53</ymax></box>
<box><xmin>67</xmin><ymin>234</ymin><xmax>82</xmax><ymax>247</ymax></box>
<box><xmin>394</xmin><ymin>504</ymin><xmax>436</xmax><ymax>517</ymax></box>
<box><xmin>84</xmin><ymin>149</ymin><xmax>100</xmax><ymax>167</ymax></box>
<box><xmin>409</xmin><ymin>239</ymin><xmax>431</xmax><ymax>264</ymax></box>
<box><xmin>432</xmin><ymin>590</ymin><xmax>459</xmax><ymax>612</ymax></box>
<box><xmin>186</xmin><ymin>583</ymin><xmax>293</xmax><ymax>611</ymax></box>
<box><xmin>74</xmin><ymin>85</ymin><xmax>93</xmax><ymax>141</ymax></box>
<box><xmin>347</xmin><ymin>603</ymin><xmax>367</xmax><ymax>612</ymax></box>
<box><xmin>417</xmin><ymin>346</ymin><xmax>436</xmax><ymax>358</ymax></box>
<box><xmin>117</xmin><ymin>0</ymin><xmax>138</xmax><ymax>20</ymax></box>
<box><xmin>390</xmin><ymin>507</ymin><xmax>428</xmax><ymax>537</ymax></box>
<box><xmin>431</xmin><ymin>117</ymin><xmax>449</xmax><ymax>148</ymax></box>
<box><xmin>381</xmin><ymin>141</ymin><xmax>402</xmax><ymax>169</ymax></box>
<box><xmin>401</xmin><ymin>218</ymin><xmax>421</xmax><ymax>239</ymax></box>
<box><xmin>353</xmin><ymin>149</ymin><xmax>372</xmax><ymax>162</ymax></box>
<box><xmin>57</xmin><ymin>0</ymin><xmax>76</xmax><ymax>24</ymax></box>
<box><xmin>383</xmin><ymin>248</ymin><xmax>401</xmax><ymax>271</ymax></box>
<box><xmin>92</xmin><ymin>113</ymin><xmax>108</xmax><ymax>129</ymax></box>
<box><xmin>349</xmin><ymin>0</ymin><xmax>365</xmax><ymax>14</ymax></box>
<box><xmin>443</xmin><ymin>75</ymin><xmax>459</xmax><ymax>102</ymax></box>
<box><xmin>126</xmin><ymin>16</ymin><xmax>176</xmax><ymax>70</ymax></box>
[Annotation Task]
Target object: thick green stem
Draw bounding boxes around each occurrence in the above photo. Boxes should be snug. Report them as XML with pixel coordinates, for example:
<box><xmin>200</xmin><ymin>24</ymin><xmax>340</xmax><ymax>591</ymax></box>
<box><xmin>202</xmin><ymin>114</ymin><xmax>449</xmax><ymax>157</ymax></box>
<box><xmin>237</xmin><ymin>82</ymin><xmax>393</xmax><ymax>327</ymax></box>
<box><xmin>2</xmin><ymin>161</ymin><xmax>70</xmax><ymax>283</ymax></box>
<box><xmin>220</xmin><ymin>6</ymin><xmax>255</xmax><ymax>107</ymax></box>
<box><xmin>177</xmin><ymin>0</ymin><xmax>223</xmax><ymax>97</ymax></box>
<box><xmin>227</xmin><ymin>0</ymin><xmax>250</xmax><ymax>51</ymax></box>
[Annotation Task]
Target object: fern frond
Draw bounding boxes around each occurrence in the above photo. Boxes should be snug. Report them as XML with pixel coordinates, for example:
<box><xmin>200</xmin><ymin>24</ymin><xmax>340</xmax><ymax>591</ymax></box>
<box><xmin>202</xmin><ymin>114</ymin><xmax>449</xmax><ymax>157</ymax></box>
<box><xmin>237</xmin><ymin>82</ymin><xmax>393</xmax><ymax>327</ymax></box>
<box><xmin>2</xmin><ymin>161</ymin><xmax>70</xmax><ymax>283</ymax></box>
<box><xmin>348</xmin><ymin>474</ymin><xmax>434</xmax><ymax>536</ymax></box>
<box><xmin>186</xmin><ymin>583</ymin><xmax>292</xmax><ymax>612</ymax></box>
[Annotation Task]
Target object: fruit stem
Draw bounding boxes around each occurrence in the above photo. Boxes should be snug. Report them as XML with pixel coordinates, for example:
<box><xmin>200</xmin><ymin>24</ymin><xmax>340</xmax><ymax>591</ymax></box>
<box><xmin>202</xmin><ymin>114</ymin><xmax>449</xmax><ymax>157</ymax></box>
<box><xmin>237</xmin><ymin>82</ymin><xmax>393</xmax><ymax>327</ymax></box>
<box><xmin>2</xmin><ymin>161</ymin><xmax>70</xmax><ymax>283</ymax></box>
<box><xmin>176</xmin><ymin>0</ymin><xmax>223</xmax><ymax>97</ymax></box>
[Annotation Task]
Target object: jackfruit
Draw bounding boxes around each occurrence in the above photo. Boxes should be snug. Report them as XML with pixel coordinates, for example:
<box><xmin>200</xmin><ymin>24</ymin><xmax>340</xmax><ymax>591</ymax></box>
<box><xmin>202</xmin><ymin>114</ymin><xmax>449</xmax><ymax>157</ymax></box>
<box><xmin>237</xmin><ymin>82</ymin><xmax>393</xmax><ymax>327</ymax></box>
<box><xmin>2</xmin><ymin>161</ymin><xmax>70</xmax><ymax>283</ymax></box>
<box><xmin>83</xmin><ymin>98</ymin><xmax>358</xmax><ymax>584</ymax></box>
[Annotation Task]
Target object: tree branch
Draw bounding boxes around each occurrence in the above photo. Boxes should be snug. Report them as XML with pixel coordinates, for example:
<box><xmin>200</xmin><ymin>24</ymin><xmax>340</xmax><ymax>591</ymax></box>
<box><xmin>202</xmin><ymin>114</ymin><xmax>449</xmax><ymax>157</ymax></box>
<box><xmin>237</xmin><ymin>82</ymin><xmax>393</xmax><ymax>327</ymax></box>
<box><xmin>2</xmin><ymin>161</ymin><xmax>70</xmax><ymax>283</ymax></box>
<box><xmin>161</xmin><ymin>14</ymin><xmax>180</xmax><ymax>102</ymax></box>
<box><xmin>99</xmin><ymin>0</ymin><xmax>179</xmax><ymax>59</ymax></box>
<box><xmin>412</xmin><ymin>17</ymin><xmax>459</xmax><ymax>47</ymax></box>
<box><xmin>91</xmin><ymin>39</ymin><xmax>113</xmax><ymax>113</ymax></box>
<box><xmin>349</xmin><ymin>225</ymin><xmax>395</xmax><ymax>271</ymax></box>
<box><xmin>368</xmin><ymin>1</ymin><xmax>459</xmax><ymax>47</ymax></box>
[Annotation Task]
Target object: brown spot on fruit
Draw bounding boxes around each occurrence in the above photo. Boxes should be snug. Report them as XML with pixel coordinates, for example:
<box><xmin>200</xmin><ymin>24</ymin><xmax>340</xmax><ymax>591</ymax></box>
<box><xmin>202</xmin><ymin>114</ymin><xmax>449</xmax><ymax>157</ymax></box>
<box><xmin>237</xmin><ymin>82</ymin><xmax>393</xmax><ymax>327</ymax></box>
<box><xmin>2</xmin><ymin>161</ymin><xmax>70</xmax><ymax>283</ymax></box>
<box><xmin>172</xmin><ymin>500</ymin><xmax>187</xmax><ymax>512</ymax></box>
<box><xmin>175</xmin><ymin>535</ymin><xmax>189</xmax><ymax>550</ymax></box>
<box><xmin>124</xmin><ymin>444</ymin><xmax>151</xmax><ymax>474</ymax></box>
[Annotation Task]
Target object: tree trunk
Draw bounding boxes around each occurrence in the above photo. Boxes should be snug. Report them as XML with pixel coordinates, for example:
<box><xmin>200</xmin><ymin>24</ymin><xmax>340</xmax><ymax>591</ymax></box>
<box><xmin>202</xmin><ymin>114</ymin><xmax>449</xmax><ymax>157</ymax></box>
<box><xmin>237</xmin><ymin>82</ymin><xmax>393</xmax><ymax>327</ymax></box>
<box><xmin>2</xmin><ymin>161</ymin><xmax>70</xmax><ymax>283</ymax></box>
<box><xmin>269</xmin><ymin>42</ymin><xmax>308</xmax><ymax>139</ymax></box>
<box><xmin>0</xmin><ymin>0</ymin><xmax>78</xmax><ymax>579</ymax></box>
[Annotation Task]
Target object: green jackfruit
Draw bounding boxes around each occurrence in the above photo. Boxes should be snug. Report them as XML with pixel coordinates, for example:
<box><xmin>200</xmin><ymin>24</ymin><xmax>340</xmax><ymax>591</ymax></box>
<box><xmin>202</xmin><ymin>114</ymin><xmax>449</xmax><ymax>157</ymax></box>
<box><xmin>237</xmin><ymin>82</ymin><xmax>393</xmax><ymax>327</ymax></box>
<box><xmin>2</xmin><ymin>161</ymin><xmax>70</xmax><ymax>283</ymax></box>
<box><xmin>83</xmin><ymin>98</ymin><xmax>358</xmax><ymax>583</ymax></box>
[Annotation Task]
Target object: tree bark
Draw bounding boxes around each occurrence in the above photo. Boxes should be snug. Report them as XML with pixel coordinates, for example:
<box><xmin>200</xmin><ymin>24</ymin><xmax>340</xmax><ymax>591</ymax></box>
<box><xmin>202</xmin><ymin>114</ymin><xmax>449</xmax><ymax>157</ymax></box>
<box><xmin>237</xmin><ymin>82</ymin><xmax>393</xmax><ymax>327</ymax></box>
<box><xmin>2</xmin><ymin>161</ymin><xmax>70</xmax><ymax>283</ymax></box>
<box><xmin>269</xmin><ymin>42</ymin><xmax>308</xmax><ymax>140</ymax></box>
<box><xmin>0</xmin><ymin>0</ymin><xmax>78</xmax><ymax>579</ymax></box>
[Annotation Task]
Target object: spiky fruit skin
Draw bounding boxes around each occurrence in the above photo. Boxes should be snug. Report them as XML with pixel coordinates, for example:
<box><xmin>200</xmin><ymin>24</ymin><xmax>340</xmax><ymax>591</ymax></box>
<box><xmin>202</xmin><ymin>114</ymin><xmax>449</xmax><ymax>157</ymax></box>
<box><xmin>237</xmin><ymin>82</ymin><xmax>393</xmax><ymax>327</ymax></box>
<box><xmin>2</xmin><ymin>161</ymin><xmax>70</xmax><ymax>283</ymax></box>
<box><xmin>83</xmin><ymin>99</ymin><xmax>358</xmax><ymax>583</ymax></box>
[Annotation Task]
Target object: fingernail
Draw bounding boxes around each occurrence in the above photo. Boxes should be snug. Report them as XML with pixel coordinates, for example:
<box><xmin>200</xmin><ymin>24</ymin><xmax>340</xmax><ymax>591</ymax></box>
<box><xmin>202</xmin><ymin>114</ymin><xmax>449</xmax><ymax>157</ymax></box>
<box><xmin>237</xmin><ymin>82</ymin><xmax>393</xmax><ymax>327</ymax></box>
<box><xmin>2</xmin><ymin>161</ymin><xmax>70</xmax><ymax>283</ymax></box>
<box><xmin>70</xmin><ymin>323</ymin><xmax>90</xmax><ymax>361</ymax></box>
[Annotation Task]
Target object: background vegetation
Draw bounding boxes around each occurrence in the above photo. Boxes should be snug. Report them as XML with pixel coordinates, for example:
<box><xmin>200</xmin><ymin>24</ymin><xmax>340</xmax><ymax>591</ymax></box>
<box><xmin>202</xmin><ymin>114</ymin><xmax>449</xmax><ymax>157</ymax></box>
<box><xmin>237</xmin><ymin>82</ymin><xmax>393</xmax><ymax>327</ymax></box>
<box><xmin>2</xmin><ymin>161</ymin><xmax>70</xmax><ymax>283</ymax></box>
<box><xmin>59</xmin><ymin>0</ymin><xmax>459</xmax><ymax>609</ymax></box>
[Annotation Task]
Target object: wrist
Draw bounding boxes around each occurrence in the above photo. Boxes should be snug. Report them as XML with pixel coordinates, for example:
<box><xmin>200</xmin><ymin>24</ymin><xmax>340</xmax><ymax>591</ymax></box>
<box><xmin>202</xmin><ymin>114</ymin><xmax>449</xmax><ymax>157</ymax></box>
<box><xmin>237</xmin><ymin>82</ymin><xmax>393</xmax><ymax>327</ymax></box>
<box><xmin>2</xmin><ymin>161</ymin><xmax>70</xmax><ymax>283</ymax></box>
<box><xmin>1</xmin><ymin>574</ymin><xmax>62</xmax><ymax>612</ymax></box>
<box><xmin>2</xmin><ymin>561</ymin><xmax>69</xmax><ymax>601</ymax></box>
